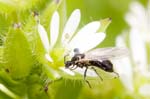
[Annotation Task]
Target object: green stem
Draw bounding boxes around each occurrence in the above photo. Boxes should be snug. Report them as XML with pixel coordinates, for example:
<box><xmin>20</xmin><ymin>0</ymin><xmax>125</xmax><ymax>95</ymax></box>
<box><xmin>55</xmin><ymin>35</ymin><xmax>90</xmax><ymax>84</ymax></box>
<box><xmin>0</xmin><ymin>84</ymin><xmax>19</xmax><ymax>99</ymax></box>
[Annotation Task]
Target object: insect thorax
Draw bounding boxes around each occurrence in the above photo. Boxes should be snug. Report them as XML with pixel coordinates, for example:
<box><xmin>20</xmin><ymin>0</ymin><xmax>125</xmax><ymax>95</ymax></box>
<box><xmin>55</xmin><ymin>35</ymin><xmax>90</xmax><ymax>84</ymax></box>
<box><xmin>71</xmin><ymin>53</ymin><xmax>85</xmax><ymax>61</ymax></box>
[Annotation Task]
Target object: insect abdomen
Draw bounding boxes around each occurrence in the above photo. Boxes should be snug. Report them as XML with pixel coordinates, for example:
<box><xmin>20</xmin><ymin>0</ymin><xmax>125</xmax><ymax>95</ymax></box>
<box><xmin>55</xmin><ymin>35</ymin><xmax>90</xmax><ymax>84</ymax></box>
<box><xmin>89</xmin><ymin>60</ymin><xmax>103</xmax><ymax>68</ymax></box>
<box><xmin>89</xmin><ymin>60</ymin><xmax>113</xmax><ymax>72</ymax></box>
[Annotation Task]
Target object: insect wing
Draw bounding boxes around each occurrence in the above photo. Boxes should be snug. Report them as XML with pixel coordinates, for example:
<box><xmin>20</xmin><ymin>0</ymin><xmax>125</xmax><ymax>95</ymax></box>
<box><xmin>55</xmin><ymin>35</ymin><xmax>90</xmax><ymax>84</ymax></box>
<box><xmin>85</xmin><ymin>47</ymin><xmax>129</xmax><ymax>60</ymax></box>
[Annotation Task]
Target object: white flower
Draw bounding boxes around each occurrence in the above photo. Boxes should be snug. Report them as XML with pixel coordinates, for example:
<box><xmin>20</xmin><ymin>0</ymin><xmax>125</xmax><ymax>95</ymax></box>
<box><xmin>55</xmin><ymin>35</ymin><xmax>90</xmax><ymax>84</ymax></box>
<box><xmin>38</xmin><ymin>9</ymin><xmax>106</xmax><ymax>77</ymax></box>
<box><xmin>127</xmin><ymin>3</ymin><xmax>150</xmax><ymax>97</ymax></box>
<box><xmin>125</xmin><ymin>2</ymin><xmax>150</xmax><ymax>42</ymax></box>
<box><xmin>114</xmin><ymin>35</ymin><xmax>134</xmax><ymax>92</ymax></box>
<box><xmin>115</xmin><ymin>1</ymin><xmax>150</xmax><ymax>96</ymax></box>
<box><xmin>125</xmin><ymin>2</ymin><xmax>150</xmax><ymax>77</ymax></box>
<box><xmin>139</xmin><ymin>84</ymin><xmax>150</xmax><ymax>96</ymax></box>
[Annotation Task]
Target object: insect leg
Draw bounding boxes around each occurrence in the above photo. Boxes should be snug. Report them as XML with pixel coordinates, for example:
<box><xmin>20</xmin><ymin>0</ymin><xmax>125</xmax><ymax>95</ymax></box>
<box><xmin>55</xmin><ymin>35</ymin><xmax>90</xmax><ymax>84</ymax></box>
<box><xmin>70</xmin><ymin>65</ymin><xmax>78</xmax><ymax>70</ymax></box>
<box><xmin>64</xmin><ymin>54</ymin><xmax>69</xmax><ymax>63</ymax></box>
<box><xmin>43</xmin><ymin>78</ymin><xmax>51</xmax><ymax>92</ymax></box>
<box><xmin>70</xmin><ymin>61</ymin><xmax>80</xmax><ymax>70</ymax></box>
<box><xmin>84</xmin><ymin>67</ymin><xmax>92</xmax><ymax>88</ymax></box>
<box><xmin>91</xmin><ymin>67</ymin><xmax>103</xmax><ymax>81</ymax></box>
<box><xmin>69</xmin><ymin>64</ymin><xmax>75</xmax><ymax>69</ymax></box>
<box><xmin>113</xmin><ymin>72</ymin><xmax>119</xmax><ymax>78</ymax></box>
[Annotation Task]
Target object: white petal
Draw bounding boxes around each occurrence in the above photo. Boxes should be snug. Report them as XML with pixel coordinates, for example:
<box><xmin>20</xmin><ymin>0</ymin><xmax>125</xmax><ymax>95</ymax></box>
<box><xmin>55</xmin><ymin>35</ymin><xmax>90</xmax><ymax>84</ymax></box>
<box><xmin>45</xmin><ymin>53</ymin><xmax>53</xmax><ymax>62</ymax></box>
<box><xmin>50</xmin><ymin>11</ymin><xmax>59</xmax><ymax>48</ymax></box>
<box><xmin>73</xmin><ymin>67</ymin><xmax>97</xmax><ymax>77</ymax></box>
<box><xmin>116</xmin><ymin>35</ymin><xmax>126</xmax><ymax>47</ymax></box>
<box><xmin>129</xmin><ymin>29</ymin><xmax>147</xmax><ymax>71</ymax></box>
<box><xmin>38</xmin><ymin>24</ymin><xmax>50</xmax><ymax>52</ymax></box>
<box><xmin>139</xmin><ymin>84</ymin><xmax>150</xmax><ymax>96</ymax></box>
<box><xmin>115</xmin><ymin>36</ymin><xmax>134</xmax><ymax>91</ymax></box>
<box><xmin>62</xmin><ymin>9</ymin><xmax>81</xmax><ymax>42</ymax></box>
<box><xmin>125</xmin><ymin>2</ymin><xmax>146</xmax><ymax>29</ymax></box>
<box><xmin>59</xmin><ymin>67</ymin><xmax>75</xmax><ymax>76</ymax></box>
<box><xmin>113</xmin><ymin>57</ymin><xmax>134</xmax><ymax>92</ymax></box>
<box><xmin>141</xmin><ymin>70</ymin><xmax>150</xmax><ymax>78</ymax></box>
<box><xmin>69</xmin><ymin>32</ymin><xmax>105</xmax><ymax>53</ymax></box>
<box><xmin>77</xmin><ymin>21</ymin><xmax>100</xmax><ymax>36</ymax></box>
<box><xmin>45</xmin><ymin>66</ymin><xmax>60</xmax><ymax>79</ymax></box>
<box><xmin>125</xmin><ymin>13</ymin><xmax>138</xmax><ymax>28</ymax></box>
<box><xmin>130</xmin><ymin>2</ymin><xmax>145</xmax><ymax>21</ymax></box>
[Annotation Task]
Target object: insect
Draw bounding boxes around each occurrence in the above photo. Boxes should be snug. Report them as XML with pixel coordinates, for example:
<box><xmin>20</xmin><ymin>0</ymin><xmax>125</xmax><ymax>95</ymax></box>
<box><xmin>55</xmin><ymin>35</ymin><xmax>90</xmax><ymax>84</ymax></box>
<box><xmin>64</xmin><ymin>47</ymin><xmax>128</xmax><ymax>88</ymax></box>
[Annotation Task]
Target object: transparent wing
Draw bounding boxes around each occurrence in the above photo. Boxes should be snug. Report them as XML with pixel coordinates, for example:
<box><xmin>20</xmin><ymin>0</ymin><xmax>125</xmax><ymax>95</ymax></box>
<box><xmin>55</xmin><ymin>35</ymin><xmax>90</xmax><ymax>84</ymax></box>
<box><xmin>85</xmin><ymin>47</ymin><xmax>129</xmax><ymax>60</ymax></box>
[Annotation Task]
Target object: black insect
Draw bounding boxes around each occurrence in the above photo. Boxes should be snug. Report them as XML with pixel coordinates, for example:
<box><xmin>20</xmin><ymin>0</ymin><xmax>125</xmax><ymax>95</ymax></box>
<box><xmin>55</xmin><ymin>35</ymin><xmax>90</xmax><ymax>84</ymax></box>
<box><xmin>64</xmin><ymin>47</ymin><xmax>128</xmax><ymax>88</ymax></box>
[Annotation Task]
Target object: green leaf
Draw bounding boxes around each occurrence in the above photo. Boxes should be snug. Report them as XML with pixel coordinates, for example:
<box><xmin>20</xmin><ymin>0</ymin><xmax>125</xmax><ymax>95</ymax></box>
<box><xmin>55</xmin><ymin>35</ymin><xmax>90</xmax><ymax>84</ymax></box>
<box><xmin>3</xmin><ymin>28</ymin><xmax>34</xmax><ymax>79</ymax></box>
<box><xmin>49</xmin><ymin>79</ymin><xmax>82</xmax><ymax>99</ymax></box>
<box><xmin>0</xmin><ymin>70</ymin><xmax>23</xmax><ymax>98</ymax></box>
<box><xmin>27</xmin><ymin>83</ymin><xmax>49</xmax><ymax>99</ymax></box>
<box><xmin>0</xmin><ymin>91</ymin><xmax>12</xmax><ymax>99</ymax></box>
<box><xmin>0</xmin><ymin>1</ymin><xmax>16</xmax><ymax>13</ymax></box>
<box><xmin>43</xmin><ymin>64</ymin><xmax>61</xmax><ymax>80</ymax></box>
<box><xmin>0</xmin><ymin>46</ymin><xmax>3</xmax><ymax>66</ymax></box>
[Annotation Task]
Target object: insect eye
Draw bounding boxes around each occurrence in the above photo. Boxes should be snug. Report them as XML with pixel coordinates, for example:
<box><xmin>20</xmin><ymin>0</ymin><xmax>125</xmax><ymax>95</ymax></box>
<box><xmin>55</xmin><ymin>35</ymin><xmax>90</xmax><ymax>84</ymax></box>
<box><xmin>74</xmin><ymin>48</ymin><xmax>79</xmax><ymax>52</ymax></box>
<box><xmin>65</xmin><ymin>61</ymin><xmax>72</xmax><ymax>68</ymax></box>
<box><xmin>74</xmin><ymin>48</ymin><xmax>80</xmax><ymax>54</ymax></box>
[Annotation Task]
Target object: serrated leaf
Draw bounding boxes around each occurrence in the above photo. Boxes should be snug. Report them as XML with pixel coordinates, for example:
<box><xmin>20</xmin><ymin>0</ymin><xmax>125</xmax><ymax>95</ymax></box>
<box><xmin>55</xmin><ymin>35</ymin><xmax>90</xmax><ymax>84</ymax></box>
<box><xmin>4</xmin><ymin>28</ymin><xmax>34</xmax><ymax>79</ymax></box>
<box><xmin>45</xmin><ymin>79</ymin><xmax>82</xmax><ymax>99</ymax></box>
<box><xmin>28</xmin><ymin>84</ymin><xmax>49</xmax><ymax>99</ymax></box>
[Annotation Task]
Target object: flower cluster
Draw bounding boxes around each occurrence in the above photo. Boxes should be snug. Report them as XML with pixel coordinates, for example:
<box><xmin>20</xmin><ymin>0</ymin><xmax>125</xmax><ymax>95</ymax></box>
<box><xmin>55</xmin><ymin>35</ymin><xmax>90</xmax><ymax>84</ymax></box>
<box><xmin>38</xmin><ymin>9</ymin><xmax>106</xmax><ymax>77</ymax></box>
<box><xmin>114</xmin><ymin>1</ymin><xmax>150</xmax><ymax>97</ymax></box>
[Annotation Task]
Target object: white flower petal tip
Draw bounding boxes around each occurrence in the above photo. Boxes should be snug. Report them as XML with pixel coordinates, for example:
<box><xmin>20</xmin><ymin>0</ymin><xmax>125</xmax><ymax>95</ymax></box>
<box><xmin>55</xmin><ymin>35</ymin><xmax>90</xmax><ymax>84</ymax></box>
<box><xmin>74</xmin><ymin>9</ymin><xmax>80</xmax><ymax>13</ymax></box>
<box><xmin>62</xmin><ymin>9</ymin><xmax>81</xmax><ymax>42</ymax></box>
<box><xmin>38</xmin><ymin>24</ymin><xmax>50</xmax><ymax>52</ymax></box>
<box><xmin>50</xmin><ymin>11</ymin><xmax>59</xmax><ymax>48</ymax></box>
<box><xmin>69</xmin><ymin>32</ymin><xmax>106</xmax><ymax>53</ymax></box>
<box><xmin>73</xmin><ymin>67</ymin><xmax>98</xmax><ymax>77</ymax></box>
<box><xmin>59</xmin><ymin>67</ymin><xmax>75</xmax><ymax>76</ymax></box>
<box><xmin>77</xmin><ymin>21</ymin><xmax>100</xmax><ymax>36</ymax></box>
<box><xmin>45</xmin><ymin>54</ymin><xmax>53</xmax><ymax>62</ymax></box>
<box><xmin>139</xmin><ymin>84</ymin><xmax>150</xmax><ymax>96</ymax></box>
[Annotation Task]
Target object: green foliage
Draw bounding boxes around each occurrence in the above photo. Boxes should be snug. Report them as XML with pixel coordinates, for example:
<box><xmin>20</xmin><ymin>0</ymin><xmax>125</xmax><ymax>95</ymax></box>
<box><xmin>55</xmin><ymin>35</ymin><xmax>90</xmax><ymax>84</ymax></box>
<box><xmin>50</xmin><ymin>79</ymin><xmax>83</xmax><ymax>99</ymax></box>
<box><xmin>4</xmin><ymin>28</ymin><xmax>34</xmax><ymax>79</ymax></box>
